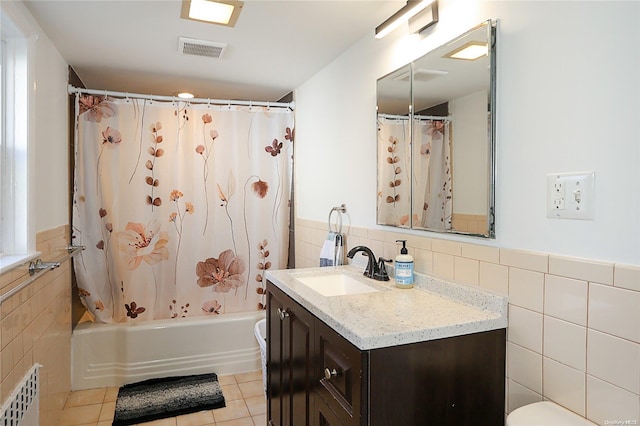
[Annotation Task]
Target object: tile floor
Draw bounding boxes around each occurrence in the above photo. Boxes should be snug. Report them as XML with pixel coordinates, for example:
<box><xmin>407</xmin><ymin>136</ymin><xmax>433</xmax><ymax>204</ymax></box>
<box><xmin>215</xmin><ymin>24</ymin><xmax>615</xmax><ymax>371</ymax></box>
<box><xmin>58</xmin><ymin>370</ymin><xmax>266</xmax><ymax>426</ymax></box>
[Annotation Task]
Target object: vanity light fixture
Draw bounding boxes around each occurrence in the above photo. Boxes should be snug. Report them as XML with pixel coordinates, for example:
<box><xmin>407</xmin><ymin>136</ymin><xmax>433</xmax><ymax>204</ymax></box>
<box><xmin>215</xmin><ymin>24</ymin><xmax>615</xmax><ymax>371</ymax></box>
<box><xmin>443</xmin><ymin>41</ymin><xmax>488</xmax><ymax>60</ymax></box>
<box><xmin>375</xmin><ymin>0</ymin><xmax>437</xmax><ymax>39</ymax></box>
<box><xmin>181</xmin><ymin>0</ymin><xmax>244</xmax><ymax>27</ymax></box>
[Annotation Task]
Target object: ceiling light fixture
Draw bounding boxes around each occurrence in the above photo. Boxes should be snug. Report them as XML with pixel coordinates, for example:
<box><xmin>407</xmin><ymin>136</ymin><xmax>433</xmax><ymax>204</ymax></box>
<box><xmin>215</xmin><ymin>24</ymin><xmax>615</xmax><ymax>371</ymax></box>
<box><xmin>443</xmin><ymin>42</ymin><xmax>488</xmax><ymax>60</ymax></box>
<box><xmin>176</xmin><ymin>92</ymin><xmax>195</xmax><ymax>99</ymax></box>
<box><xmin>181</xmin><ymin>0</ymin><xmax>244</xmax><ymax>27</ymax></box>
<box><xmin>375</xmin><ymin>0</ymin><xmax>436</xmax><ymax>39</ymax></box>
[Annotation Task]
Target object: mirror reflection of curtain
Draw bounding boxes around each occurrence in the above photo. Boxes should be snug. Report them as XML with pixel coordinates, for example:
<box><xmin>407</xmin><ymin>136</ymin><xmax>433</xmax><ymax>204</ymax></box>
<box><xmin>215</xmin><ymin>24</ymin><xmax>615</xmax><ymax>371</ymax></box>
<box><xmin>377</xmin><ymin>115</ymin><xmax>411</xmax><ymax>227</ymax></box>
<box><xmin>72</xmin><ymin>95</ymin><xmax>294</xmax><ymax>323</ymax></box>
<box><xmin>413</xmin><ymin>119</ymin><xmax>452</xmax><ymax>230</ymax></box>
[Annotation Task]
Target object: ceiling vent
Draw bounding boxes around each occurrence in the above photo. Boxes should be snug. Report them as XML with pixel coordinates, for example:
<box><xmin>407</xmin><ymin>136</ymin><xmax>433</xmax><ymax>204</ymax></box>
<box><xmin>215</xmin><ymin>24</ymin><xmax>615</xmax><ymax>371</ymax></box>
<box><xmin>178</xmin><ymin>36</ymin><xmax>227</xmax><ymax>59</ymax></box>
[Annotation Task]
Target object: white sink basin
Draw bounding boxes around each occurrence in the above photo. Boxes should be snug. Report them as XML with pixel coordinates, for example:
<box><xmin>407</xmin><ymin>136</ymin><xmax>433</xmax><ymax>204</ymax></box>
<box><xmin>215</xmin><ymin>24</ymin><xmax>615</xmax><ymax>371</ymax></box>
<box><xmin>295</xmin><ymin>273</ymin><xmax>380</xmax><ymax>297</ymax></box>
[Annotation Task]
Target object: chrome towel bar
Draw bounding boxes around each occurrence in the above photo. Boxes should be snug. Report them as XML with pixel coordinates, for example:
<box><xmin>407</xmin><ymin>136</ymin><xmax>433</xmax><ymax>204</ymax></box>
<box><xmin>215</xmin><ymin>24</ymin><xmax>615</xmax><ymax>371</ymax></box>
<box><xmin>0</xmin><ymin>245</ymin><xmax>85</xmax><ymax>305</ymax></box>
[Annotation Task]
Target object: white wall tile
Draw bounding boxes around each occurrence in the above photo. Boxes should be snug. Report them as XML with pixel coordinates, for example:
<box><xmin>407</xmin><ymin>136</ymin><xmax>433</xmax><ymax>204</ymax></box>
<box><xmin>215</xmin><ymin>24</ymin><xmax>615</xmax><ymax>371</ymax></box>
<box><xmin>544</xmin><ymin>275</ymin><xmax>588</xmax><ymax>326</ymax></box>
<box><xmin>509</xmin><ymin>268</ymin><xmax>544</xmax><ymax>313</ymax></box>
<box><xmin>544</xmin><ymin>316</ymin><xmax>586</xmax><ymax>371</ymax></box>
<box><xmin>588</xmin><ymin>283</ymin><xmax>640</xmax><ymax>343</ymax></box>
<box><xmin>461</xmin><ymin>243</ymin><xmax>499</xmax><ymax>263</ymax></box>
<box><xmin>587</xmin><ymin>329</ymin><xmax>640</xmax><ymax>394</ymax></box>
<box><xmin>432</xmin><ymin>239</ymin><xmax>461</xmax><ymax>256</ymax></box>
<box><xmin>501</xmin><ymin>249</ymin><xmax>548</xmax><ymax>273</ymax></box>
<box><xmin>507</xmin><ymin>379</ymin><xmax>542</xmax><ymax>414</ymax></box>
<box><xmin>508</xmin><ymin>305</ymin><xmax>543</xmax><ymax>353</ymax></box>
<box><xmin>413</xmin><ymin>248</ymin><xmax>433</xmax><ymax>275</ymax></box>
<box><xmin>586</xmin><ymin>375</ymin><xmax>640</xmax><ymax>426</ymax></box>
<box><xmin>543</xmin><ymin>357</ymin><xmax>586</xmax><ymax>416</ymax></box>
<box><xmin>432</xmin><ymin>252</ymin><xmax>454</xmax><ymax>280</ymax></box>
<box><xmin>549</xmin><ymin>255</ymin><xmax>614</xmax><ymax>285</ymax></box>
<box><xmin>454</xmin><ymin>256</ymin><xmax>479</xmax><ymax>286</ymax></box>
<box><xmin>508</xmin><ymin>342</ymin><xmax>542</xmax><ymax>394</ymax></box>
<box><xmin>479</xmin><ymin>262</ymin><xmax>509</xmax><ymax>296</ymax></box>
<box><xmin>614</xmin><ymin>264</ymin><xmax>640</xmax><ymax>292</ymax></box>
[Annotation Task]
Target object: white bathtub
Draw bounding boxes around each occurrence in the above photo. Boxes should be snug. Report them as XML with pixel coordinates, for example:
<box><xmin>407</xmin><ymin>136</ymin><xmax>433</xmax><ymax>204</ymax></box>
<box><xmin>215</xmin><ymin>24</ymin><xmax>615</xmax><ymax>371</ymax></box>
<box><xmin>72</xmin><ymin>311</ymin><xmax>265</xmax><ymax>390</ymax></box>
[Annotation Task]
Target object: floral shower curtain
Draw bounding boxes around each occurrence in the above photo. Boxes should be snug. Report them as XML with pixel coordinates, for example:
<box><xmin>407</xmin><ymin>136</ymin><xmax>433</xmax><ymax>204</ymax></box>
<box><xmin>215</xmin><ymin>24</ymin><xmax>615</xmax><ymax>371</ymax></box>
<box><xmin>413</xmin><ymin>119</ymin><xmax>452</xmax><ymax>230</ymax></box>
<box><xmin>72</xmin><ymin>94</ymin><xmax>294</xmax><ymax>323</ymax></box>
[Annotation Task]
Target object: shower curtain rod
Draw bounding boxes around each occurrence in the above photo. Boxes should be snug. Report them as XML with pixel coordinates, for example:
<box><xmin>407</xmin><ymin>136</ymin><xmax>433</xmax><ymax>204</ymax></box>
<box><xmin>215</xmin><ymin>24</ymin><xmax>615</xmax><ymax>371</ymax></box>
<box><xmin>378</xmin><ymin>113</ymin><xmax>409</xmax><ymax>120</ymax></box>
<box><xmin>414</xmin><ymin>114</ymin><xmax>452</xmax><ymax>121</ymax></box>
<box><xmin>67</xmin><ymin>85</ymin><xmax>295</xmax><ymax>110</ymax></box>
<box><xmin>378</xmin><ymin>113</ymin><xmax>451</xmax><ymax>121</ymax></box>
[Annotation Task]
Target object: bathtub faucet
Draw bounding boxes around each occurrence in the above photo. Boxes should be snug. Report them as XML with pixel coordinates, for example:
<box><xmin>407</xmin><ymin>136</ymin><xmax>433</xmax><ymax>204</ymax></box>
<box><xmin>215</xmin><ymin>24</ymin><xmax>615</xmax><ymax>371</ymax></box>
<box><xmin>346</xmin><ymin>246</ymin><xmax>390</xmax><ymax>281</ymax></box>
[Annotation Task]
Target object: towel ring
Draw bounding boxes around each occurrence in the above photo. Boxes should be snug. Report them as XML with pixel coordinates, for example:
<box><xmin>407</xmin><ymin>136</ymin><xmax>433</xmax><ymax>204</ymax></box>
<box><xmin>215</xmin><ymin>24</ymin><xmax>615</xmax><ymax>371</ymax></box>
<box><xmin>328</xmin><ymin>210</ymin><xmax>342</xmax><ymax>234</ymax></box>
<box><xmin>328</xmin><ymin>204</ymin><xmax>346</xmax><ymax>234</ymax></box>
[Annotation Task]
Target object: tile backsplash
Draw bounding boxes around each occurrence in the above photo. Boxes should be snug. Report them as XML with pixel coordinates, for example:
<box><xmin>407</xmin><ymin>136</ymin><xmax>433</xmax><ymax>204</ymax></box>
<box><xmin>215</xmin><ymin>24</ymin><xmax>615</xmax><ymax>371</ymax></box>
<box><xmin>295</xmin><ymin>218</ymin><xmax>640</xmax><ymax>425</ymax></box>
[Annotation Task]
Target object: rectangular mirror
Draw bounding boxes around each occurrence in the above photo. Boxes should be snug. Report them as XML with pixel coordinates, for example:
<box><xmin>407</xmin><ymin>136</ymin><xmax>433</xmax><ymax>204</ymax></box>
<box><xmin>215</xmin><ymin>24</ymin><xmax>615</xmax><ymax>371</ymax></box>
<box><xmin>377</xmin><ymin>20</ymin><xmax>496</xmax><ymax>238</ymax></box>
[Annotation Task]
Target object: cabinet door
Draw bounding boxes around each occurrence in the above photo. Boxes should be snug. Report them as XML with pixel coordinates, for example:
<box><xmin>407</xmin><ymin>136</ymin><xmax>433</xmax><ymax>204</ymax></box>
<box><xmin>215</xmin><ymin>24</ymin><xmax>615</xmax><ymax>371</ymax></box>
<box><xmin>313</xmin><ymin>391</ymin><xmax>345</xmax><ymax>426</ymax></box>
<box><xmin>368</xmin><ymin>329</ymin><xmax>506</xmax><ymax>426</ymax></box>
<box><xmin>314</xmin><ymin>319</ymin><xmax>365</xmax><ymax>426</ymax></box>
<box><xmin>267</xmin><ymin>282</ymin><xmax>315</xmax><ymax>426</ymax></box>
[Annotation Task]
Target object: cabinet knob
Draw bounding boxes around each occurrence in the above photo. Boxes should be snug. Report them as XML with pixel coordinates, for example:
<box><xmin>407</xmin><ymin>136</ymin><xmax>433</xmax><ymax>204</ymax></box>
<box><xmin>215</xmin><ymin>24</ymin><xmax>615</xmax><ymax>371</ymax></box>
<box><xmin>277</xmin><ymin>307</ymin><xmax>290</xmax><ymax>320</ymax></box>
<box><xmin>324</xmin><ymin>368</ymin><xmax>338</xmax><ymax>380</ymax></box>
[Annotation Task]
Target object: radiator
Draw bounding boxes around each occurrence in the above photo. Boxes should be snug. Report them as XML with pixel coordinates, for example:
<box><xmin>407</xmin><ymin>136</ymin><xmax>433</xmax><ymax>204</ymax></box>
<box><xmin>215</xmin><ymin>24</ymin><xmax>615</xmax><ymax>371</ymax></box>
<box><xmin>1</xmin><ymin>364</ymin><xmax>41</xmax><ymax>426</ymax></box>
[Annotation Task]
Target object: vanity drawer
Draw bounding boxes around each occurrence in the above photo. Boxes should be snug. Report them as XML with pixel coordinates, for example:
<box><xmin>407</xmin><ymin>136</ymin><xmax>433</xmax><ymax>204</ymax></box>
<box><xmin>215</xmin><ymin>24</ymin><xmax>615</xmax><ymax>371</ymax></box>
<box><xmin>314</xmin><ymin>319</ymin><xmax>366</xmax><ymax>426</ymax></box>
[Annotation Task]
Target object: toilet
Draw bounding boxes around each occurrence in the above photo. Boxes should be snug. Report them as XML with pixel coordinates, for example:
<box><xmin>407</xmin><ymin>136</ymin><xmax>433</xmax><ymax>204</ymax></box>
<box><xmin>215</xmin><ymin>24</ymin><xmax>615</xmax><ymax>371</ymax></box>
<box><xmin>506</xmin><ymin>401</ymin><xmax>596</xmax><ymax>425</ymax></box>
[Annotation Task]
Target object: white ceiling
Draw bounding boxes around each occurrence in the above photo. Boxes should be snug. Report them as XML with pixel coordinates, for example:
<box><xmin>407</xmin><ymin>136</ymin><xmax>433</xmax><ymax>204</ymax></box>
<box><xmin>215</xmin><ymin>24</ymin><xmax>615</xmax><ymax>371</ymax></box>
<box><xmin>24</xmin><ymin>0</ymin><xmax>404</xmax><ymax>101</ymax></box>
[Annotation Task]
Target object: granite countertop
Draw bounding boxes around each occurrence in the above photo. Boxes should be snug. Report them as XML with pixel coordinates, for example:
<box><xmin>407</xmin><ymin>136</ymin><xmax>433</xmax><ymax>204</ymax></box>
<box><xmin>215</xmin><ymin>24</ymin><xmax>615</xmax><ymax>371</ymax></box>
<box><xmin>265</xmin><ymin>265</ymin><xmax>508</xmax><ymax>351</ymax></box>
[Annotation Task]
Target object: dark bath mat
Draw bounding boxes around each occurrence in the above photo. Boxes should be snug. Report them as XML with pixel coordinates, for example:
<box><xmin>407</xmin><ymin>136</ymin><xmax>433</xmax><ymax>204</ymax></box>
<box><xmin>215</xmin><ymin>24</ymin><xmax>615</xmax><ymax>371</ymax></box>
<box><xmin>112</xmin><ymin>372</ymin><xmax>225</xmax><ymax>426</ymax></box>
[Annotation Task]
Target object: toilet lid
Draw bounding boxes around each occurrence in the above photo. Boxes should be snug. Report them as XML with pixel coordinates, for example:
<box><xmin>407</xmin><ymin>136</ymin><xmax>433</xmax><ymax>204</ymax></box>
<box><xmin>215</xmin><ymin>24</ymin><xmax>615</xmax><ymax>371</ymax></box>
<box><xmin>507</xmin><ymin>402</ymin><xmax>596</xmax><ymax>426</ymax></box>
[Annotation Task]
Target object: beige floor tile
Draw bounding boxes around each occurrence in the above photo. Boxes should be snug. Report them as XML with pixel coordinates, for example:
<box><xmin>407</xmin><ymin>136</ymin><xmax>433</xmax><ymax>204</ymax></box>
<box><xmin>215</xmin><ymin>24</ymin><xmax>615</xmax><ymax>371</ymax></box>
<box><xmin>221</xmin><ymin>383</ymin><xmax>244</xmax><ymax>401</ymax></box>
<box><xmin>234</xmin><ymin>370</ymin><xmax>262</xmax><ymax>383</ymax></box>
<box><xmin>104</xmin><ymin>386</ymin><xmax>119</xmax><ymax>403</ymax></box>
<box><xmin>212</xmin><ymin>399</ymin><xmax>250</xmax><ymax>423</ymax></box>
<box><xmin>58</xmin><ymin>371</ymin><xmax>264</xmax><ymax>425</ymax></box>
<box><xmin>252</xmin><ymin>413</ymin><xmax>267</xmax><ymax>425</ymax></box>
<box><xmin>138</xmin><ymin>417</ymin><xmax>178</xmax><ymax>425</ymax></box>
<box><xmin>98</xmin><ymin>401</ymin><xmax>115</xmax><ymax>422</ymax></box>
<box><xmin>238</xmin><ymin>380</ymin><xmax>264</xmax><ymax>398</ymax></box>
<box><xmin>58</xmin><ymin>404</ymin><xmax>103</xmax><ymax>425</ymax></box>
<box><xmin>218</xmin><ymin>374</ymin><xmax>238</xmax><ymax>386</ymax></box>
<box><xmin>244</xmin><ymin>395</ymin><xmax>266</xmax><ymax>417</ymax></box>
<box><xmin>216</xmin><ymin>417</ymin><xmax>255</xmax><ymax>426</ymax></box>
<box><xmin>65</xmin><ymin>388</ymin><xmax>107</xmax><ymax>407</ymax></box>
<box><xmin>175</xmin><ymin>409</ymin><xmax>215</xmax><ymax>426</ymax></box>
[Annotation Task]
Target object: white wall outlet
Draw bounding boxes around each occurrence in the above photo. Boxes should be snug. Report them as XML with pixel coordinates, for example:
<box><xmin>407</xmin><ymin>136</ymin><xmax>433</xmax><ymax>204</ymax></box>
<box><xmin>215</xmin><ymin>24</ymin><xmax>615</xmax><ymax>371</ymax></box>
<box><xmin>547</xmin><ymin>172</ymin><xmax>595</xmax><ymax>219</ymax></box>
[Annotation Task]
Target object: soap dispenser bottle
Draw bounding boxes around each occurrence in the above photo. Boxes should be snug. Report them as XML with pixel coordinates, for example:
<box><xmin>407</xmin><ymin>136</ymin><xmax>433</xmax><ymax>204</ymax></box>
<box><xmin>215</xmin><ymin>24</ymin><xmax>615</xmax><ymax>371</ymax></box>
<box><xmin>394</xmin><ymin>240</ymin><xmax>414</xmax><ymax>288</ymax></box>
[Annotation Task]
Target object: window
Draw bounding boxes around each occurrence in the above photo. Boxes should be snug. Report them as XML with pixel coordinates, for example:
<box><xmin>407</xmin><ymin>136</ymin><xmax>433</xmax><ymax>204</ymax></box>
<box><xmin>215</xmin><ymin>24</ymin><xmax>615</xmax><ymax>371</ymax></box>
<box><xmin>0</xmin><ymin>8</ymin><xmax>36</xmax><ymax>273</ymax></box>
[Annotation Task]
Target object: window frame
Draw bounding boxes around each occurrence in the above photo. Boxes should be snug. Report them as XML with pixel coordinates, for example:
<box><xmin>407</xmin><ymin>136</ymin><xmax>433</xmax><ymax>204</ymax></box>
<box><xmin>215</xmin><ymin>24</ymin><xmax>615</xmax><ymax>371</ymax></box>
<box><xmin>0</xmin><ymin>5</ymin><xmax>38</xmax><ymax>273</ymax></box>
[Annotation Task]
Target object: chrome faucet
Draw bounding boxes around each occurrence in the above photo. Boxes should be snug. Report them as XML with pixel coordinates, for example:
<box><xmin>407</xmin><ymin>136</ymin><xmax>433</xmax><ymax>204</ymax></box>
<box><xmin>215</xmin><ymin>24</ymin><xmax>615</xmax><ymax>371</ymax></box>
<box><xmin>346</xmin><ymin>246</ymin><xmax>390</xmax><ymax>281</ymax></box>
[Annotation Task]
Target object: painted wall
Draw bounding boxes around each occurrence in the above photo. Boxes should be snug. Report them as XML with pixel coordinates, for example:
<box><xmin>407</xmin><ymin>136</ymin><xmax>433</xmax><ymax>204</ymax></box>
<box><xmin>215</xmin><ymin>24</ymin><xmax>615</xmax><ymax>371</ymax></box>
<box><xmin>33</xmin><ymin>29</ymin><xmax>70</xmax><ymax>232</ymax></box>
<box><xmin>295</xmin><ymin>0</ymin><xmax>640</xmax><ymax>266</ymax></box>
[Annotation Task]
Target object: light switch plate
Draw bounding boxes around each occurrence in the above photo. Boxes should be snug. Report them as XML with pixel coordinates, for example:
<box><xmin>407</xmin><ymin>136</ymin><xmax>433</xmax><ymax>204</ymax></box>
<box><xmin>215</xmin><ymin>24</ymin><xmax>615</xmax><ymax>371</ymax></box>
<box><xmin>547</xmin><ymin>172</ymin><xmax>595</xmax><ymax>220</ymax></box>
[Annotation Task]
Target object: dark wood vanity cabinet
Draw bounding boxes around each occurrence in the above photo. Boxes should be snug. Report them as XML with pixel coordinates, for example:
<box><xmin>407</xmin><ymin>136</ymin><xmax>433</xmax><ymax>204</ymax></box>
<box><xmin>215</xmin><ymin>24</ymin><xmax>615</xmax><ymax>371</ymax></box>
<box><xmin>266</xmin><ymin>281</ymin><xmax>506</xmax><ymax>426</ymax></box>
<box><xmin>267</xmin><ymin>283</ymin><xmax>316</xmax><ymax>425</ymax></box>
